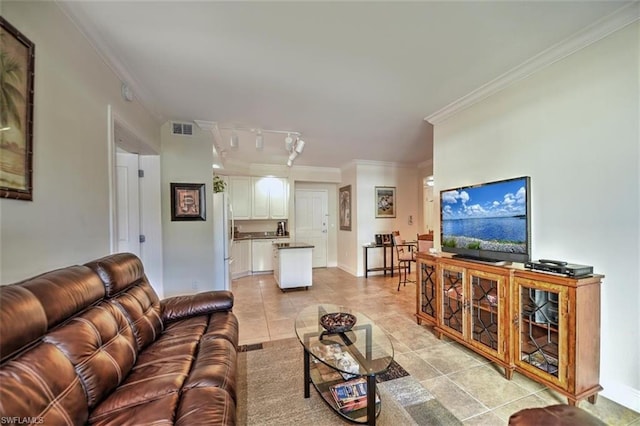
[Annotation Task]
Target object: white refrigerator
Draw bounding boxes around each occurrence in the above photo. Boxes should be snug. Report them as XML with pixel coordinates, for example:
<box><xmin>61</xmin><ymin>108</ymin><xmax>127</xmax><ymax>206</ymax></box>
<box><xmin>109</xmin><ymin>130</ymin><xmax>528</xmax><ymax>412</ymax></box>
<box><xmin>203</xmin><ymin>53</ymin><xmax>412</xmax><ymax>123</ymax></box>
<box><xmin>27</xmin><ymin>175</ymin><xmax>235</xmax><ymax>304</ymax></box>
<box><xmin>213</xmin><ymin>192</ymin><xmax>234</xmax><ymax>291</ymax></box>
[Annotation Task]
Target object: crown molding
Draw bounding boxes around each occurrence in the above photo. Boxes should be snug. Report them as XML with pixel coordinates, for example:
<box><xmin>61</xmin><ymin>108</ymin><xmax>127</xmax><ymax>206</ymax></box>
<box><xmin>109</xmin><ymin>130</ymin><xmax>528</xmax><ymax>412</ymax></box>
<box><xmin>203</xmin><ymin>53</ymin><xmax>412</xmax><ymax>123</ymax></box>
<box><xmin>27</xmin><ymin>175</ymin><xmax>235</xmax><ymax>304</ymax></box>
<box><xmin>425</xmin><ymin>2</ymin><xmax>640</xmax><ymax>125</ymax></box>
<box><xmin>56</xmin><ymin>1</ymin><xmax>166</xmax><ymax>123</ymax></box>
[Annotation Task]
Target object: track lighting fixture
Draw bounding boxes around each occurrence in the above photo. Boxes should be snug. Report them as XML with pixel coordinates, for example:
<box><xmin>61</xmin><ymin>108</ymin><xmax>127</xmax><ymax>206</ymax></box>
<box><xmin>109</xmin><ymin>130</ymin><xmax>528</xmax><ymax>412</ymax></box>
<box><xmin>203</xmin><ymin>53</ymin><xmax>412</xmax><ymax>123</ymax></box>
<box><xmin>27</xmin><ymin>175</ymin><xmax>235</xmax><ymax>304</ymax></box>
<box><xmin>230</xmin><ymin>131</ymin><xmax>239</xmax><ymax>149</ymax></box>
<box><xmin>255</xmin><ymin>130</ymin><xmax>263</xmax><ymax>150</ymax></box>
<box><xmin>285</xmin><ymin>134</ymin><xmax>294</xmax><ymax>152</ymax></box>
<box><xmin>218</xmin><ymin>125</ymin><xmax>306</xmax><ymax>166</ymax></box>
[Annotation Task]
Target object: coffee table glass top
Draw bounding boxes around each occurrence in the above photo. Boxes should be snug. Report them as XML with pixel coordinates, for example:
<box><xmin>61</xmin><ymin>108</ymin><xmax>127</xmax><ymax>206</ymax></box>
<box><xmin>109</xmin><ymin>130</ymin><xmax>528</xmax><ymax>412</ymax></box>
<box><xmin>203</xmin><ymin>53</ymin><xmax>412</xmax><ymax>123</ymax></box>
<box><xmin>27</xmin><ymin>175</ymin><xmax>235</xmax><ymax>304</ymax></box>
<box><xmin>294</xmin><ymin>304</ymin><xmax>394</xmax><ymax>376</ymax></box>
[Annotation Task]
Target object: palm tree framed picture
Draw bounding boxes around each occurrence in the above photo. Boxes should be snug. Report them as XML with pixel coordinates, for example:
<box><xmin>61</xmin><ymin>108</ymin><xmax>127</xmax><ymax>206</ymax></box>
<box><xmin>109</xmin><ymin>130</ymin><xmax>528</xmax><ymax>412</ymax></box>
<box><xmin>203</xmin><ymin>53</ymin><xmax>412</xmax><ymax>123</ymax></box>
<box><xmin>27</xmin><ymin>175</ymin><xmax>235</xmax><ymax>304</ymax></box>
<box><xmin>0</xmin><ymin>17</ymin><xmax>35</xmax><ymax>200</ymax></box>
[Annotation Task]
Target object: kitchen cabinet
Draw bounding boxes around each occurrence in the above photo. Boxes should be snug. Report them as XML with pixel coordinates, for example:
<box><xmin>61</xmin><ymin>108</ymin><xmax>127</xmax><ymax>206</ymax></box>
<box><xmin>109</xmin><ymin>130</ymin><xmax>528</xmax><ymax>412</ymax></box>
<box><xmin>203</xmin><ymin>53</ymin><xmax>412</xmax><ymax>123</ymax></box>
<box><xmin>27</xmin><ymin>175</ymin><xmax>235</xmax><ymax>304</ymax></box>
<box><xmin>230</xmin><ymin>239</ymin><xmax>251</xmax><ymax>279</ymax></box>
<box><xmin>252</xmin><ymin>177</ymin><xmax>288</xmax><ymax>219</ymax></box>
<box><xmin>229</xmin><ymin>176</ymin><xmax>252</xmax><ymax>219</ymax></box>
<box><xmin>273</xmin><ymin>243</ymin><xmax>313</xmax><ymax>290</ymax></box>
<box><xmin>252</xmin><ymin>238</ymin><xmax>289</xmax><ymax>272</ymax></box>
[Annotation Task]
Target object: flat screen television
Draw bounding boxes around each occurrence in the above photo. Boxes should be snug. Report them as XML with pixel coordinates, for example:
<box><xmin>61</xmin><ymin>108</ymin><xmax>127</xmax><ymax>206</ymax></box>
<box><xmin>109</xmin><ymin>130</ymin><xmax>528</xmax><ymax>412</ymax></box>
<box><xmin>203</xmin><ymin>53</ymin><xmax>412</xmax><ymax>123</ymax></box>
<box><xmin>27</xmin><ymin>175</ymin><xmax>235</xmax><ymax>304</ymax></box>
<box><xmin>440</xmin><ymin>176</ymin><xmax>531</xmax><ymax>263</ymax></box>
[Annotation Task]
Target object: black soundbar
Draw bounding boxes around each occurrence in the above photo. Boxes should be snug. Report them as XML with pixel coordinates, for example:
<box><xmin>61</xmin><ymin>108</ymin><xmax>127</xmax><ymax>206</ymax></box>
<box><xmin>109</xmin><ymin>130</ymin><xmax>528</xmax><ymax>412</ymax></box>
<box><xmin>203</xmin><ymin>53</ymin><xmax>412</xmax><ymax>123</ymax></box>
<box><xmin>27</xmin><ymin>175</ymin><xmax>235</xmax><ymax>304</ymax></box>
<box><xmin>524</xmin><ymin>260</ymin><xmax>593</xmax><ymax>278</ymax></box>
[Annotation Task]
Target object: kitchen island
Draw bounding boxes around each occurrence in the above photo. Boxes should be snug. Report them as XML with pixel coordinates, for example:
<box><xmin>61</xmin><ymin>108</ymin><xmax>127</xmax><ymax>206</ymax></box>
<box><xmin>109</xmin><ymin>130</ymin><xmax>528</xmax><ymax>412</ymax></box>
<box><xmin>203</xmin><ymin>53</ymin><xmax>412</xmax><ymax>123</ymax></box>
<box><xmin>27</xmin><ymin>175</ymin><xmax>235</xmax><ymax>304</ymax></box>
<box><xmin>273</xmin><ymin>242</ymin><xmax>314</xmax><ymax>290</ymax></box>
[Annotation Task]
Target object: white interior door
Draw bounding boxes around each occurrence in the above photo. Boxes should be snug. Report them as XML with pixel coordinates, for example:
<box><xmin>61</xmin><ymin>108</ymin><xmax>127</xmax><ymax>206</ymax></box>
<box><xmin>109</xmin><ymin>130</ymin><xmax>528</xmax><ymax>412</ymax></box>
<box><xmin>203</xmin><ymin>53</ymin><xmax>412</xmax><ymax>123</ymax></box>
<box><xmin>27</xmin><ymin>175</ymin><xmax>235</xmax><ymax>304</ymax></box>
<box><xmin>115</xmin><ymin>151</ymin><xmax>140</xmax><ymax>256</ymax></box>
<box><xmin>295</xmin><ymin>189</ymin><xmax>328</xmax><ymax>268</ymax></box>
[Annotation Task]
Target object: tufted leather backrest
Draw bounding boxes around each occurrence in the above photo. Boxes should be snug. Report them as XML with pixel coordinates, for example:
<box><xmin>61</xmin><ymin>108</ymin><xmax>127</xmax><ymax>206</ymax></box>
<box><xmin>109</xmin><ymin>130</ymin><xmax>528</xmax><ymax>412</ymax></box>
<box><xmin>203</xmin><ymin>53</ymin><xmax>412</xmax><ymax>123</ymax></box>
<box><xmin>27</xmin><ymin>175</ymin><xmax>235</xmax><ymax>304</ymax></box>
<box><xmin>86</xmin><ymin>253</ymin><xmax>147</xmax><ymax>297</ymax></box>
<box><xmin>0</xmin><ymin>265</ymin><xmax>107</xmax><ymax>423</ymax></box>
<box><xmin>43</xmin><ymin>302</ymin><xmax>138</xmax><ymax>408</ymax></box>
<box><xmin>86</xmin><ymin>253</ymin><xmax>163</xmax><ymax>351</ymax></box>
<box><xmin>0</xmin><ymin>342</ymin><xmax>90</xmax><ymax>424</ymax></box>
<box><xmin>0</xmin><ymin>265</ymin><xmax>105</xmax><ymax>362</ymax></box>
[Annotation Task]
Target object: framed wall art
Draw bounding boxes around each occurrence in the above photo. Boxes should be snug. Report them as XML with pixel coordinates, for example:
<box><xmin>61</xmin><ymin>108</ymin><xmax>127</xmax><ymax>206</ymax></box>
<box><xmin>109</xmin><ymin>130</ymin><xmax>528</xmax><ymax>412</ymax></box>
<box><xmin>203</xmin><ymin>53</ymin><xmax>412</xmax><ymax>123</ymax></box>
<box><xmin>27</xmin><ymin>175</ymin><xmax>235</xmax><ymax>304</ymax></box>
<box><xmin>339</xmin><ymin>185</ymin><xmax>351</xmax><ymax>231</ymax></box>
<box><xmin>171</xmin><ymin>183</ymin><xmax>206</xmax><ymax>221</ymax></box>
<box><xmin>0</xmin><ymin>17</ymin><xmax>35</xmax><ymax>200</ymax></box>
<box><xmin>375</xmin><ymin>186</ymin><xmax>396</xmax><ymax>218</ymax></box>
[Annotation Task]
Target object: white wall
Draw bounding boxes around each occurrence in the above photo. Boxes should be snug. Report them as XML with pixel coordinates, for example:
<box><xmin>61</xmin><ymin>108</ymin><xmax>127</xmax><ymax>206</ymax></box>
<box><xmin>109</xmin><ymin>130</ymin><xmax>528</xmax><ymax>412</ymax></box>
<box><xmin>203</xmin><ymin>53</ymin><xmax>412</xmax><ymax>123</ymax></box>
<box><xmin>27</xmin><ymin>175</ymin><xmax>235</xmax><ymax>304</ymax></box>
<box><xmin>160</xmin><ymin>123</ymin><xmax>216</xmax><ymax>296</ymax></box>
<box><xmin>0</xmin><ymin>2</ymin><xmax>159</xmax><ymax>284</ymax></box>
<box><xmin>335</xmin><ymin>161</ymin><xmax>420</xmax><ymax>277</ymax></box>
<box><xmin>433</xmin><ymin>23</ymin><xmax>639</xmax><ymax>411</ymax></box>
<box><xmin>337</xmin><ymin>163</ymin><xmax>358</xmax><ymax>275</ymax></box>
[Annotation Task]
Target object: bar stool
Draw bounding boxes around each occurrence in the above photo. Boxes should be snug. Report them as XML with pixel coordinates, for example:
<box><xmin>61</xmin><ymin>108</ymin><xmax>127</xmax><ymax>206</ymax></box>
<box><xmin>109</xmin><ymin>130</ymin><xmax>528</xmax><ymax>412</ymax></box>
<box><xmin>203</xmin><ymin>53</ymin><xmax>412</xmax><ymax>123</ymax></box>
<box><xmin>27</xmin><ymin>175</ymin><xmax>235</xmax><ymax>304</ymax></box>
<box><xmin>392</xmin><ymin>231</ymin><xmax>415</xmax><ymax>291</ymax></box>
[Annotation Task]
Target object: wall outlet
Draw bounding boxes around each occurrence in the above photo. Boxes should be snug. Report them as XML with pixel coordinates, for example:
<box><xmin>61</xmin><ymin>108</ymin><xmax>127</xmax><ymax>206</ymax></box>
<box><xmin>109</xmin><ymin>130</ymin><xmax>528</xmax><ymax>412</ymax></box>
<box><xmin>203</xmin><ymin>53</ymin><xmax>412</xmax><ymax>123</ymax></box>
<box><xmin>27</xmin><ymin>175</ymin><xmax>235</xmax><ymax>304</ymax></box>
<box><xmin>191</xmin><ymin>281</ymin><xmax>198</xmax><ymax>291</ymax></box>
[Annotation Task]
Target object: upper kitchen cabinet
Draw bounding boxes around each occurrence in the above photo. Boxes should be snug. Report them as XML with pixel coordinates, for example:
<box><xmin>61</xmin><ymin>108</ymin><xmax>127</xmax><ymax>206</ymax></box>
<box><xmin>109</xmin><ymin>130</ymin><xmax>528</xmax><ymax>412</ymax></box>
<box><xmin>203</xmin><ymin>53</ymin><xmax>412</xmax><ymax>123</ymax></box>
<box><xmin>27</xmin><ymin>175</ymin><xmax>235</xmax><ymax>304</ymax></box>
<box><xmin>229</xmin><ymin>176</ymin><xmax>252</xmax><ymax>219</ymax></box>
<box><xmin>252</xmin><ymin>177</ymin><xmax>288</xmax><ymax>219</ymax></box>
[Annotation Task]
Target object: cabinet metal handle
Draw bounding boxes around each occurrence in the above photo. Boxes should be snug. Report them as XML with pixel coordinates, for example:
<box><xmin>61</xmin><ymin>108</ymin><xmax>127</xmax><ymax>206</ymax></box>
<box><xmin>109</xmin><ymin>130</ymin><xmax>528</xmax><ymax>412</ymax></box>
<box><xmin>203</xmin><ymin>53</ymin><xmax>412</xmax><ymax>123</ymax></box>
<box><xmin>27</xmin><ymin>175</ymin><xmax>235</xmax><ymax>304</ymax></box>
<box><xmin>513</xmin><ymin>314</ymin><xmax>519</xmax><ymax>326</ymax></box>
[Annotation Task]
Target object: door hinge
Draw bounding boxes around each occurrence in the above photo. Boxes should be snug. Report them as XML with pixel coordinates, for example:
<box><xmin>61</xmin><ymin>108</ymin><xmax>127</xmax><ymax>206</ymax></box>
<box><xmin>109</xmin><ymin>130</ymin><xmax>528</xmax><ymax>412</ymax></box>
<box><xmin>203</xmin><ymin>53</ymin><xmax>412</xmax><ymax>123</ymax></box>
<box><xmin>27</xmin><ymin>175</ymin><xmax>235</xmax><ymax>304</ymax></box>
<box><xmin>139</xmin><ymin>235</ymin><xmax>146</xmax><ymax>243</ymax></box>
<box><xmin>138</xmin><ymin>169</ymin><xmax>144</xmax><ymax>178</ymax></box>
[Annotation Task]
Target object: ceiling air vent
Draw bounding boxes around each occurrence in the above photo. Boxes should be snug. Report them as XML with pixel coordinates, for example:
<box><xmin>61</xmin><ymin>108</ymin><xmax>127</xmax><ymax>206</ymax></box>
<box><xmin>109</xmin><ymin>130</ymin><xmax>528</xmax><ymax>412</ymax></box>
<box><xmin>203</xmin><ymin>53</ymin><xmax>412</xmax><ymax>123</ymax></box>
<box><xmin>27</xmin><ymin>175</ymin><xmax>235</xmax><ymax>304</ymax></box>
<box><xmin>172</xmin><ymin>122</ymin><xmax>193</xmax><ymax>136</ymax></box>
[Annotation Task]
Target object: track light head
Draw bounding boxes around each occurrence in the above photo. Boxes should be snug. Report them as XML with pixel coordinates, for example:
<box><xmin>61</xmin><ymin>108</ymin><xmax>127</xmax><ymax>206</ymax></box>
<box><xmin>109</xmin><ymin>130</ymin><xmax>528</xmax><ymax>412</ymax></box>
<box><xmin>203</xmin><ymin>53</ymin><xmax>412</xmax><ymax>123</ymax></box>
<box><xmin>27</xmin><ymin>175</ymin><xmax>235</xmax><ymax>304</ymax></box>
<box><xmin>285</xmin><ymin>134</ymin><xmax>294</xmax><ymax>152</ymax></box>
<box><xmin>295</xmin><ymin>139</ymin><xmax>305</xmax><ymax>154</ymax></box>
<box><xmin>255</xmin><ymin>130</ymin><xmax>263</xmax><ymax>150</ymax></box>
<box><xmin>230</xmin><ymin>131</ymin><xmax>239</xmax><ymax>149</ymax></box>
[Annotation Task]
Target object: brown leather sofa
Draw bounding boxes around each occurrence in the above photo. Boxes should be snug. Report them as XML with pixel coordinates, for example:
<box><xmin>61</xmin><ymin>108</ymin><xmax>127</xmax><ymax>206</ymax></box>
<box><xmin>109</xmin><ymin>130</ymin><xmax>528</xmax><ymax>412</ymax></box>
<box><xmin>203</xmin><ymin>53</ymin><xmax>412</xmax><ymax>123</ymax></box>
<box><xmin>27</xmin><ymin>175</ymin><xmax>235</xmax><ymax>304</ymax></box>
<box><xmin>0</xmin><ymin>253</ymin><xmax>238</xmax><ymax>425</ymax></box>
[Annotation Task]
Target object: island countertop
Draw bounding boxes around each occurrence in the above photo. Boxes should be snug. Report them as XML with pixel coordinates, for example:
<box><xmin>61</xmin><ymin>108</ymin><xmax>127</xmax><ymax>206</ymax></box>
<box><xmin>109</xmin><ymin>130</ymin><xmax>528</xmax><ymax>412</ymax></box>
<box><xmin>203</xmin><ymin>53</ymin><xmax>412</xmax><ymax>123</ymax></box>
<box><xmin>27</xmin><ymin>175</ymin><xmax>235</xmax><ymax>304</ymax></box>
<box><xmin>273</xmin><ymin>242</ymin><xmax>314</xmax><ymax>249</ymax></box>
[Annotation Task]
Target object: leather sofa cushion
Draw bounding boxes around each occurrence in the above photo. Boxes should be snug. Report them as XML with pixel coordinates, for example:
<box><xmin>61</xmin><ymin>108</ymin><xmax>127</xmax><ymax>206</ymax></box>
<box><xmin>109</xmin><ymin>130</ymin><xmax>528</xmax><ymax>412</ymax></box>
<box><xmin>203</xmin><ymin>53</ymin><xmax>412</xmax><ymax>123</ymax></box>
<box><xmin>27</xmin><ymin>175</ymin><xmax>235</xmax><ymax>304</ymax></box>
<box><xmin>508</xmin><ymin>404</ymin><xmax>606</xmax><ymax>425</ymax></box>
<box><xmin>175</xmin><ymin>387</ymin><xmax>236</xmax><ymax>426</ymax></box>
<box><xmin>86</xmin><ymin>253</ymin><xmax>147</xmax><ymax>297</ymax></box>
<box><xmin>22</xmin><ymin>265</ymin><xmax>106</xmax><ymax>328</ymax></box>
<box><xmin>110</xmin><ymin>280</ymin><xmax>163</xmax><ymax>351</ymax></box>
<box><xmin>44</xmin><ymin>302</ymin><xmax>137</xmax><ymax>408</ymax></box>
<box><xmin>203</xmin><ymin>311</ymin><xmax>239</xmax><ymax>345</ymax></box>
<box><xmin>161</xmin><ymin>291</ymin><xmax>234</xmax><ymax>323</ymax></box>
<box><xmin>89</xmin><ymin>393</ymin><xmax>180</xmax><ymax>425</ymax></box>
<box><xmin>90</xmin><ymin>315</ymin><xmax>207</xmax><ymax>418</ymax></box>
<box><xmin>0</xmin><ymin>265</ymin><xmax>104</xmax><ymax>361</ymax></box>
<box><xmin>0</xmin><ymin>285</ymin><xmax>47</xmax><ymax>361</ymax></box>
<box><xmin>182</xmin><ymin>337</ymin><xmax>237</xmax><ymax>400</ymax></box>
<box><xmin>0</xmin><ymin>343</ymin><xmax>89</xmax><ymax>424</ymax></box>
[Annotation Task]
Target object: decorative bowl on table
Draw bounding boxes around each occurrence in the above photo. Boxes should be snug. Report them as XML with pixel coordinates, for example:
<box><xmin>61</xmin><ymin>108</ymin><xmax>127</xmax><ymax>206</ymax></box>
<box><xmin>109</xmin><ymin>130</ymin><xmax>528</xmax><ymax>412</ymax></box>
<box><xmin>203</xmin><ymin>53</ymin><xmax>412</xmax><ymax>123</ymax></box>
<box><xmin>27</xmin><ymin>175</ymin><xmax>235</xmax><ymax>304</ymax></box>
<box><xmin>320</xmin><ymin>312</ymin><xmax>357</xmax><ymax>333</ymax></box>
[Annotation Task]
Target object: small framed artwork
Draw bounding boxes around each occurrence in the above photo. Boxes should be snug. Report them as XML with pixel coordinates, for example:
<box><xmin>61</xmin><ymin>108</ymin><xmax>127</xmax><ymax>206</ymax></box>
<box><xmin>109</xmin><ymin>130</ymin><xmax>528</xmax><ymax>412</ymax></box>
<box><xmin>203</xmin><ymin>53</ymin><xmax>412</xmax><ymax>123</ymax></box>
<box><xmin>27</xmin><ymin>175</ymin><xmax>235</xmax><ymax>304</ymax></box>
<box><xmin>171</xmin><ymin>183</ymin><xmax>206</xmax><ymax>221</ymax></box>
<box><xmin>375</xmin><ymin>186</ymin><xmax>396</xmax><ymax>218</ymax></box>
<box><xmin>339</xmin><ymin>185</ymin><xmax>351</xmax><ymax>231</ymax></box>
<box><xmin>0</xmin><ymin>17</ymin><xmax>36</xmax><ymax>201</ymax></box>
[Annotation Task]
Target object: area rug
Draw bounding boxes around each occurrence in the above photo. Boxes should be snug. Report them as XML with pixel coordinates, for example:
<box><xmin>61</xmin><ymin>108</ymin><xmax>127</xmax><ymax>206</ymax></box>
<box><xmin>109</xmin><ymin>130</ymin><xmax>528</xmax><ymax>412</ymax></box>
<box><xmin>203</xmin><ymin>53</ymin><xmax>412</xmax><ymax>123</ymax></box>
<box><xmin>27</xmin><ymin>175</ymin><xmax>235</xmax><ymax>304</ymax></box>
<box><xmin>236</xmin><ymin>337</ymin><xmax>461</xmax><ymax>425</ymax></box>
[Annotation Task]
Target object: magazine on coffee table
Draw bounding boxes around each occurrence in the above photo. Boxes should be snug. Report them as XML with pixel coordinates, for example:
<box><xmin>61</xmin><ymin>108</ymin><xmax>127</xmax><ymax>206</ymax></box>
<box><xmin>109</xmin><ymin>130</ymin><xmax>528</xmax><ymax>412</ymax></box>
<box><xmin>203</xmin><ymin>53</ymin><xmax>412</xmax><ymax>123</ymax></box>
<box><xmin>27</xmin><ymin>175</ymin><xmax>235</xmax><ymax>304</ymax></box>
<box><xmin>329</xmin><ymin>377</ymin><xmax>379</xmax><ymax>413</ymax></box>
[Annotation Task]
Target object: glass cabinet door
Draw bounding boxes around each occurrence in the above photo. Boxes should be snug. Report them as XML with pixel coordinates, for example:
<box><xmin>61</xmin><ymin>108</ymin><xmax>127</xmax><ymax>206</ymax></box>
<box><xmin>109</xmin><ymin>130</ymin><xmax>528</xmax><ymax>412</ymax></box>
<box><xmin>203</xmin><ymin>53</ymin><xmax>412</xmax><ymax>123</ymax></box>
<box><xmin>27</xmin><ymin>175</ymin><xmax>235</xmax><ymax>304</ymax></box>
<box><xmin>469</xmin><ymin>273</ymin><xmax>501</xmax><ymax>352</ymax></box>
<box><xmin>519</xmin><ymin>286</ymin><xmax>561</xmax><ymax>378</ymax></box>
<box><xmin>420</xmin><ymin>262</ymin><xmax>437</xmax><ymax>320</ymax></box>
<box><xmin>441</xmin><ymin>268</ymin><xmax>464</xmax><ymax>336</ymax></box>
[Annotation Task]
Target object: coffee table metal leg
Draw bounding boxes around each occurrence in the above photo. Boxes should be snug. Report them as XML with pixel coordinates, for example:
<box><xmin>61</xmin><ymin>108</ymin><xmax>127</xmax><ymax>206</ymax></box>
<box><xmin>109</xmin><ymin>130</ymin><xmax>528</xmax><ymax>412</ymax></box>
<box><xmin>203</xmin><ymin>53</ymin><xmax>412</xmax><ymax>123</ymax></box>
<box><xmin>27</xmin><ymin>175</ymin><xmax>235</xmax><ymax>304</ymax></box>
<box><xmin>304</xmin><ymin>348</ymin><xmax>310</xmax><ymax>398</ymax></box>
<box><xmin>367</xmin><ymin>374</ymin><xmax>376</xmax><ymax>426</ymax></box>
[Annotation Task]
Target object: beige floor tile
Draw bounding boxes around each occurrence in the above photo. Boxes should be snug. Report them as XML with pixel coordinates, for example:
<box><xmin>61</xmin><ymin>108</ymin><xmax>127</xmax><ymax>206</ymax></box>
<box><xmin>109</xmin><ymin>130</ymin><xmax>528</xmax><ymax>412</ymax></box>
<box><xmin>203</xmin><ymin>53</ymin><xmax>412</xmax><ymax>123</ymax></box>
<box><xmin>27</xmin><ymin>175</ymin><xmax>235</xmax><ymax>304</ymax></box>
<box><xmin>393</xmin><ymin>352</ymin><xmax>441</xmax><ymax>382</ymax></box>
<box><xmin>577</xmin><ymin>395</ymin><xmax>640</xmax><ymax>426</ymax></box>
<box><xmin>448</xmin><ymin>364</ymin><xmax>531</xmax><ymax>409</ymax></box>
<box><xmin>422</xmin><ymin>375</ymin><xmax>489</xmax><ymax>421</ymax></box>
<box><xmin>491</xmin><ymin>394</ymin><xmax>549</xmax><ymax>422</ymax></box>
<box><xmin>463</xmin><ymin>411</ymin><xmax>508</xmax><ymax>425</ymax></box>
<box><xmin>415</xmin><ymin>342</ymin><xmax>485</xmax><ymax>374</ymax></box>
<box><xmin>231</xmin><ymin>267</ymin><xmax>638</xmax><ymax>424</ymax></box>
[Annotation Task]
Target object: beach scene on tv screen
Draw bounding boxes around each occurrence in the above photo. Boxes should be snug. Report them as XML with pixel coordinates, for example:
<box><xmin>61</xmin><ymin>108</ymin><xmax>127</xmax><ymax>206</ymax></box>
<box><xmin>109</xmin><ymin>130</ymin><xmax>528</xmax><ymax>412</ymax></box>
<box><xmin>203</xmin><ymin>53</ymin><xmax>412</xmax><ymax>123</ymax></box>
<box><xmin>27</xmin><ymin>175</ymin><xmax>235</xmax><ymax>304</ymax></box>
<box><xmin>441</xmin><ymin>179</ymin><xmax>527</xmax><ymax>254</ymax></box>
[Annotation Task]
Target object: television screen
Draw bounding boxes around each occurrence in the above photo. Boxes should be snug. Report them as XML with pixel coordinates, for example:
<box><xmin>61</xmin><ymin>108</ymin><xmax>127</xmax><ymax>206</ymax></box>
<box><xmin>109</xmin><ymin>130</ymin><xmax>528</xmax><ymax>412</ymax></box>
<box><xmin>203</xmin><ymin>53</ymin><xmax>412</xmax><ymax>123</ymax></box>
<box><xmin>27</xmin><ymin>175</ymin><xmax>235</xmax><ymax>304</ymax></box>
<box><xmin>440</xmin><ymin>176</ymin><xmax>531</xmax><ymax>263</ymax></box>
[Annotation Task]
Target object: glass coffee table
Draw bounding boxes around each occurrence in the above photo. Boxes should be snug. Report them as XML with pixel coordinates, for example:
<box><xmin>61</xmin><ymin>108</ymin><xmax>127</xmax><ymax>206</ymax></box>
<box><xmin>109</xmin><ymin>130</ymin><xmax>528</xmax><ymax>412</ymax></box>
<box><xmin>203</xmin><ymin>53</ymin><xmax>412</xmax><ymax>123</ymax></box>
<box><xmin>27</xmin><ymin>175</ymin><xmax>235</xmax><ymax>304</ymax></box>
<box><xmin>294</xmin><ymin>304</ymin><xmax>394</xmax><ymax>425</ymax></box>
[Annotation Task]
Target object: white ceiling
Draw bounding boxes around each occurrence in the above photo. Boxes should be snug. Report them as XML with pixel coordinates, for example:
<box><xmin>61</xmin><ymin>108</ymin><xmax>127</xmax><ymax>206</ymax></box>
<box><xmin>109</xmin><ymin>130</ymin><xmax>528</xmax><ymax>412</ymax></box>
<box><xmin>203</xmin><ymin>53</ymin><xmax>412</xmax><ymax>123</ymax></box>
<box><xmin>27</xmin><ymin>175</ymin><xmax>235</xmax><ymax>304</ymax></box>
<box><xmin>59</xmin><ymin>1</ymin><xmax>633</xmax><ymax>169</ymax></box>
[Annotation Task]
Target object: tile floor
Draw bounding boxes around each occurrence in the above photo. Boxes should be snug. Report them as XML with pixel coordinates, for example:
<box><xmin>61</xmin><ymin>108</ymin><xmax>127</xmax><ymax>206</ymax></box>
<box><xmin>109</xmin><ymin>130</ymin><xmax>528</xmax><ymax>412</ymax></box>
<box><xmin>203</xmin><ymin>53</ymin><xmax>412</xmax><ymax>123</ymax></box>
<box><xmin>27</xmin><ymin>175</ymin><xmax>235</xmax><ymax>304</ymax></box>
<box><xmin>233</xmin><ymin>267</ymin><xmax>640</xmax><ymax>425</ymax></box>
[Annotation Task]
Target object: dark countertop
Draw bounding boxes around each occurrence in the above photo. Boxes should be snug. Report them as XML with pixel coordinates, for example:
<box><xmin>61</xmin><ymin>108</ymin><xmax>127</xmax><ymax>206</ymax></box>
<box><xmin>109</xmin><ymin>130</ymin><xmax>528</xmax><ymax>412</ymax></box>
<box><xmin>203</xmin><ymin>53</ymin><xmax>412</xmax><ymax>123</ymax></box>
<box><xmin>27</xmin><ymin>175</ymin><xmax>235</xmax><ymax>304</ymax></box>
<box><xmin>234</xmin><ymin>232</ymin><xmax>289</xmax><ymax>240</ymax></box>
<box><xmin>273</xmin><ymin>242</ymin><xmax>314</xmax><ymax>249</ymax></box>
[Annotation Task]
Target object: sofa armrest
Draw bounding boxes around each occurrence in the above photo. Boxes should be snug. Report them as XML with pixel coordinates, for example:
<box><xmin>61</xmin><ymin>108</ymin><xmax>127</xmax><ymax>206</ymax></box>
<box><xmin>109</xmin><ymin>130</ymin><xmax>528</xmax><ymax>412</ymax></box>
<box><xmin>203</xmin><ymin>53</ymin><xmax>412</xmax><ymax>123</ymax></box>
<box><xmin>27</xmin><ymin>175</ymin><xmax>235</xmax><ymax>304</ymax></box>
<box><xmin>161</xmin><ymin>290</ymin><xmax>234</xmax><ymax>323</ymax></box>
